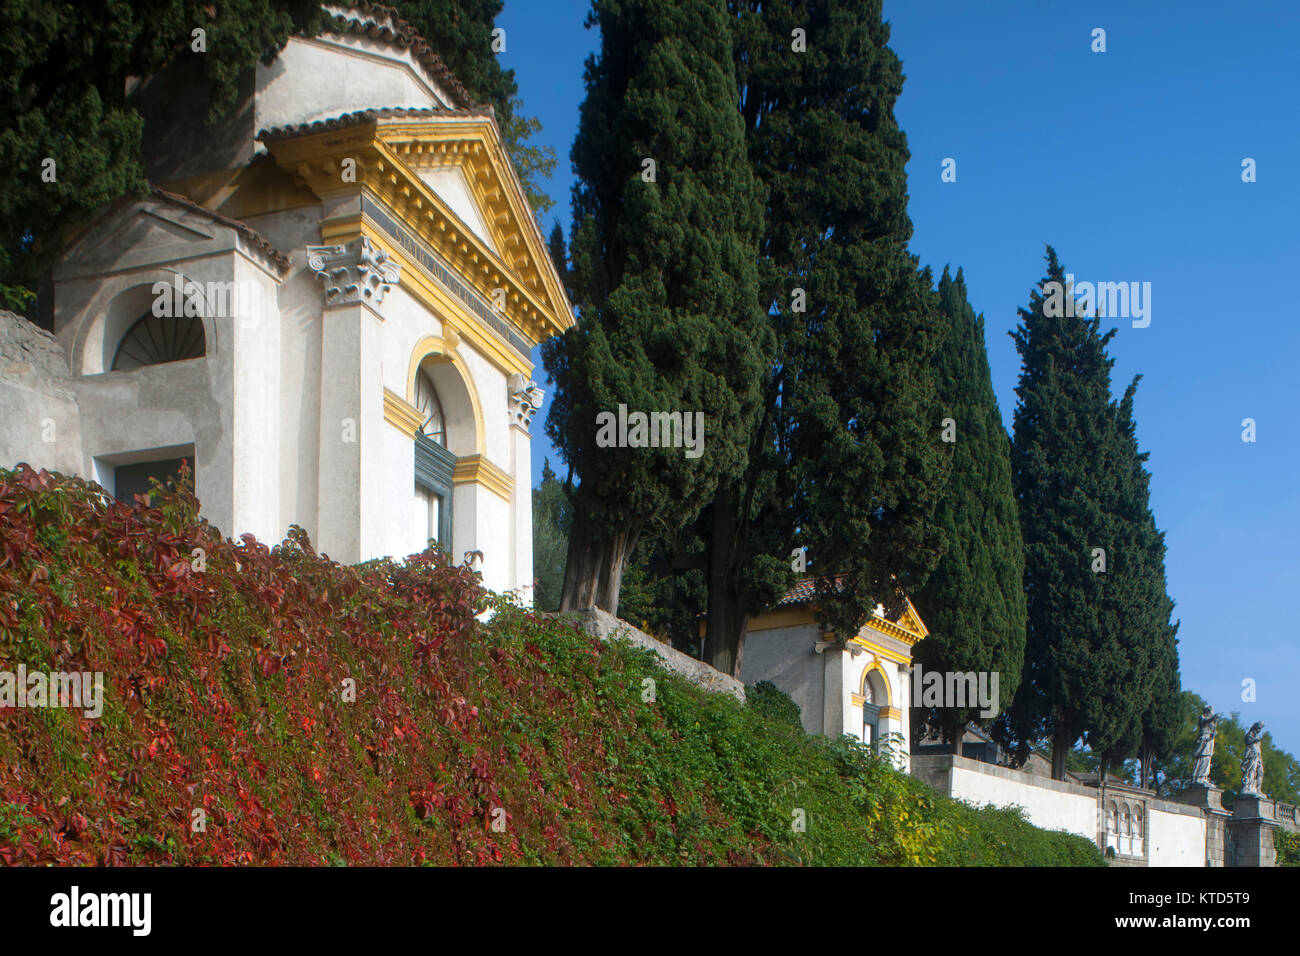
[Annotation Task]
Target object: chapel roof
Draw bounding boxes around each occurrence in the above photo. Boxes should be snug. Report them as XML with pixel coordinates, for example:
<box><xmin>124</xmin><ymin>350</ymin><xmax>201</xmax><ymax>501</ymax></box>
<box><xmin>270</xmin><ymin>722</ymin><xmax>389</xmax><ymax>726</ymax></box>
<box><xmin>772</xmin><ymin>576</ymin><xmax>929</xmax><ymax>643</ymax></box>
<box><xmin>149</xmin><ymin>188</ymin><xmax>291</xmax><ymax>274</ymax></box>
<box><xmin>258</xmin><ymin>106</ymin><xmax>492</xmax><ymax>142</ymax></box>
<box><xmin>323</xmin><ymin>3</ymin><xmax>478</xmax><ymax>109</ymax></box>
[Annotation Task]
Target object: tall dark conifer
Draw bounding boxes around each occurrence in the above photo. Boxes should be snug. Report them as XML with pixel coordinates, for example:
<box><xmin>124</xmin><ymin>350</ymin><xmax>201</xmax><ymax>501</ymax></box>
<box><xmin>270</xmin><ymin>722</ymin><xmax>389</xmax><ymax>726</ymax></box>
<box><xmin>1108</xmin><ymin>381</ymin><xmax>1181</xmax><ymax>785</ymax></box>
<box><xmin>912</xmin><ymin>266</ymin><xmax>1026</xmax><ymax>751</ymax></box>
<box><xmin>686</xmin><ymin>0</ymin><xmax>949</xmax><ymax>675</ymax></box>
<box><xmin>1004</xmin><ymin>247</ymin><xmax>1149</xmax><ymax>780</ymax></box>
<box><xmin>544</xmin><ymin>0</ymin><xmax>771</xmax><ymax>615</ymax></box>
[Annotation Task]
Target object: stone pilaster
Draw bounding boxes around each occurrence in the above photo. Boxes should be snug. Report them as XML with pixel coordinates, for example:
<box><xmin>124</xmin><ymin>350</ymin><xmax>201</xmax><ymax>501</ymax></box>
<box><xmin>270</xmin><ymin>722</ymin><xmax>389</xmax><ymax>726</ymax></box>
<box><xmin>507</xmin><ymin>374</ymin><xmax>541</xmax><ymax>604</ymax></box>
<box><xmin>307</xmin><ymin>239</ymin><xmax>398</xmax><ymax>563</ymax></box>
<box><xmin>1174</xmin><ymin>784</ymin><xmax>1230</xmax><ymax>867</ymax></box>
<box><xmin>1227</xmin><ymin>795</ymin><xmax>1279</xmax><ymax>867</ymax></box>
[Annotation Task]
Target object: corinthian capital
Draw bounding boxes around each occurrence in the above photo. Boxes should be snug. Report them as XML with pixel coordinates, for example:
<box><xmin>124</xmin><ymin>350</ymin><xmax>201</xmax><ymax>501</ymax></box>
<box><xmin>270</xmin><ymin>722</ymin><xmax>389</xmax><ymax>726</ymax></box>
<box><xmin>508</xmin><ymin>372</ymin><xmax>545</xmax><ymax>429</ymax></box>
<box><xmin>306</xmin><ymin>236</ymin><xmax>401</xmax><ymax>307</ymax></box>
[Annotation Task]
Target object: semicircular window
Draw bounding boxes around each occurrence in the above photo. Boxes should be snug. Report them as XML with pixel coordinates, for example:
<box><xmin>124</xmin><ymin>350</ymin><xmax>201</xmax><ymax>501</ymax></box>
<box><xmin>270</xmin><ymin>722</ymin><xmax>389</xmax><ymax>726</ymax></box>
<box><xmin>111</xmin><ymin>312</ymin><xmax>206</xmax><ymax>371</ymax></box>
<box><xmin>414</xmin><ymin>368</ymin><xmax>447</xmax><ymax>446</ymax></box>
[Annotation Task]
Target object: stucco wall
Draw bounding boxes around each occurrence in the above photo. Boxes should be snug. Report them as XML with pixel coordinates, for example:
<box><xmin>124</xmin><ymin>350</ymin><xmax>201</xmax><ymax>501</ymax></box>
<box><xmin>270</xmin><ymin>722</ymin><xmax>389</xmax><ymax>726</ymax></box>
<box><xmin>255</xmin><ymin>33</ymin><xmax>451</xmax><ymax>136</ymax></box>
<box><xmin>0</xmin><ymin>313</ymin><xmax>84</xmax><ymax>476</ymax></box>
<box><xmin>740</xmin><ymin>624</ymin><xmax>823</xmax><ymax>735</ymax></box>
<box><xmin>914</xmin><ymin>754</ymin><xmax>1099</xmax><ymax>840</ymax></box>
<box><xmin>1148</xmin><ymin>806</ymin><xmax>1207</xmax><ymax>866</ymax></box>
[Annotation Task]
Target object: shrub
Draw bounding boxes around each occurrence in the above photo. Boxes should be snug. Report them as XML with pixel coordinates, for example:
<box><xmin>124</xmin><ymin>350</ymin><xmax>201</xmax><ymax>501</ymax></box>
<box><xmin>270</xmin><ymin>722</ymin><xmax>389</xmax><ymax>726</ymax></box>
<box><xmin>1276</xmin><ymin>829</ymin><xmax>1300</xmax><ymax>867</ymax></box>
<box><xmin>0</xmin><ymin>465</ymin><xmax>1102</xmax><ymax>866</ymax></box>
<box><xmin>747</xmin><ymin>680</ymin><xmax>802</xmax><ymax>731</ymax></box>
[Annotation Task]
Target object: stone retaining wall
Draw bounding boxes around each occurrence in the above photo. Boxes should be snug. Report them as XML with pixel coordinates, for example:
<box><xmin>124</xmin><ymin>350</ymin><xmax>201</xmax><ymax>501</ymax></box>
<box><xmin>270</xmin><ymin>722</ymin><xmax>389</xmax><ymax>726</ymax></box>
<box><xmin>562</xmin><ymin>607</ymin><xmax>746</xmax><ymax>703</ymax></box>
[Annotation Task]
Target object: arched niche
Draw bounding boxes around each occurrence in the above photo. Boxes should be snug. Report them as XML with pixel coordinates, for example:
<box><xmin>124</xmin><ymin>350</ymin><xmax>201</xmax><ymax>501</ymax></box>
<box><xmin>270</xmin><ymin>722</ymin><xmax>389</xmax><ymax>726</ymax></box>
<box><xmin>76</xmin><ymin>276</ymin><xmax>217</xmax><ymax>375</ymax></box>
<box><xmin>405</xmin><ymin>334</ymin><xmax>483</xmax><ymax>457</ymax></box>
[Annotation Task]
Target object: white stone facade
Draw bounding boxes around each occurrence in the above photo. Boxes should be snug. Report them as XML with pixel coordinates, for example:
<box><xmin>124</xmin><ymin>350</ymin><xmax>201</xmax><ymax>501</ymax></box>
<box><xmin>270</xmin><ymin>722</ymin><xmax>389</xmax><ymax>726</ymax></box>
<box><xmin>5</xmin><ymin>6</ymin><xmax>572</xmax><ymax>602</ymax></box>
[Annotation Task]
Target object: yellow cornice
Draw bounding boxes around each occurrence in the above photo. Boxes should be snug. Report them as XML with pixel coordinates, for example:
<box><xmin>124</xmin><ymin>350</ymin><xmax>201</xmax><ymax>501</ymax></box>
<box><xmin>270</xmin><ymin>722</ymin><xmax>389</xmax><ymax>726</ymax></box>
<box><xmin>261</xmin><ymin>118</ymin><xmax>573</xmax><ymax>346</ymax></box>
<box><xmin>878</xmin><ymin>707</ymin><xmax>903</xmax><ymax>721</ymax></box>
<box><xmin>452</xmin><ymin>454</ymin><xmax>513</xmax><ymax>501</ymax></box>
<box><xmin>383</xmin><ymin>388</ymin><xmax>424</xmax><ymax>438</ymax></box>
<box><xmin>847</xmin><ymin>637</ymin><xmax>911</xmax><ymax>667</ymax></box>
<box><xmin>375</xmin><ymin>118</ymin><xmax>574</xmax><ymax>331</ymax></box>
<box><xmin>745</xmin><ymin>606</ymin><xmax>818</xmax><ymax>632</ymax></box>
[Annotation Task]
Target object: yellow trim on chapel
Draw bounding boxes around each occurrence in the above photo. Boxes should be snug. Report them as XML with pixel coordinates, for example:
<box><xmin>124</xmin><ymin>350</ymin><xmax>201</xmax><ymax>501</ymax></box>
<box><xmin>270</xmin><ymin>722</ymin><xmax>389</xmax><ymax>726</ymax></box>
<box><xmin>383</xmin><ymin>388</ymin><xmax>424</xmax><ymax>437</ymax></box>
<box><xmin>452</xmin><ymin>454</ymin><xmax>513</xmax><ymax>501</ymax></box>
<box><xmin>260</xmin><ymin>115</ymin><xmax>574</xmax><ymax>364</ymax></box>
<box><xmin>403</xmin><ymin>334</ymin><xmax>487</xmax><ymax>455</ymax></box>
<box><xmin>860</xmin><ymin>661</ymin><xmax>893</xmax><ymax>706</ymax></box>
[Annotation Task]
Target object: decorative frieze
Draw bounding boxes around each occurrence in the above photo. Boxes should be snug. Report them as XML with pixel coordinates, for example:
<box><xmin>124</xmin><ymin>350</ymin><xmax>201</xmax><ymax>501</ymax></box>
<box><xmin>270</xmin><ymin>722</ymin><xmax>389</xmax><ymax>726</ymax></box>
<box><xmin>306</xmin><ymin>236</ymin><xmax>401</xmax><ymax>307</ymax></box>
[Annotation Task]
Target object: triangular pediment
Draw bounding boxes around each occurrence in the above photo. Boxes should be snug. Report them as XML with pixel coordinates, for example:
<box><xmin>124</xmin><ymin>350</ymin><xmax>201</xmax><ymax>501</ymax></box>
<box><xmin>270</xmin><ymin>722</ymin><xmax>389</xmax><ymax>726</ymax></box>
<box><xmin>56</xmin><ymin>188</ymin><xmax>290</xmax><ymax>285</ymax></box>
<box><xmin>62</xmin><ymin>204</ymin><xmax>217</xmax><ymax>273</ymax></box>
<box><xmin>866</xmin><ymin>597</ymin><xmax>929</xmax><ymax>645</ymax></box>
<box><xmin>413</xmin><ymin>166</ymin><xmax>497</xmax><ymax>253</ymax></box>
<box><xmin>261</xmin><ymin>110</ymin><xmax>574</xmax><ymax>344</ymax></box>
<box><xmin>372</xmin><ymin>116</ymin><xmax>571</xmax><ymax>332</ymax></box>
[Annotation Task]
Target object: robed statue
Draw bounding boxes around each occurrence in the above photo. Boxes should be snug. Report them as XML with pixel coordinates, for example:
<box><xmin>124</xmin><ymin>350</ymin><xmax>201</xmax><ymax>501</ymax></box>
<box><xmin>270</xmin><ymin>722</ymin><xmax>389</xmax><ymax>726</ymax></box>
<box><xmin>1241</xmin><ymin>722</ymin><xmax>1265</xmax><ymax>797</ymax></box>
<box><xmin>1191</xmin><ymin>705</ymin><xmax>1218</xmax><ymax>785</ymax></box>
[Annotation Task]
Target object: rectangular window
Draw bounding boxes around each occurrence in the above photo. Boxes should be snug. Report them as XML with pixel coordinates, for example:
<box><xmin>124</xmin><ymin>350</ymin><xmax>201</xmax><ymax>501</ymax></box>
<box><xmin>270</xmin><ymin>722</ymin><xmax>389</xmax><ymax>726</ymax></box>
<box><xmin>414</xmin><ymin>435</ymin><xmax>454</xmax><ymax>551</ymax></box>
<box><xmin>112</xmin><ymin>457</ymin><xmax>190</xmax><ymax>503</ymax></box>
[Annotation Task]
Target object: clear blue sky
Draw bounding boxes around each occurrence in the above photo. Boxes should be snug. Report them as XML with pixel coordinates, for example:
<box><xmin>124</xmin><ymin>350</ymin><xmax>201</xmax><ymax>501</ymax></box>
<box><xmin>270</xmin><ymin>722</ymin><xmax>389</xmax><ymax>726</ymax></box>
<box><xmin>498</xmin><ymin>0</ymin><xmax>1300</xmax><ymax>755</ymax></box>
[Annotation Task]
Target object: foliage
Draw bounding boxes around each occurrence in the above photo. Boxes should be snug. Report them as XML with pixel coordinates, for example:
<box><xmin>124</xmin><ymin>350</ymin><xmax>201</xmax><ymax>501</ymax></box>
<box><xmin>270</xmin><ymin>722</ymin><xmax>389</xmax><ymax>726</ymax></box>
<box><xmin>678</xmin><ymin>0</ymin><xmax>948</xmax><ymax>673</ymax></box>
<box><xmin>912</xmin><ymin>266</ymin><xmax>1026</xmax><ymax>748</ymax></box>
<box><xmin>1000</xmin><ymin>246</ymin><xmax>1178</xmax><ymax>778</ymax></box>
<box><xmin>1275</xmin><ymin>830</ymin><xmax>1300</xmax><ymax>867</ymax></box>
<box><xmin>531</xmin><ymin>459</ymin><xmax>570</xmax><ymax>613</ymax></box>
<box><xmin>746</xmin><ymin>681</ymin><xmax>801</xmax><ymax>732</ymax></box>
<box><xmin>0</xmin><ymin>0</ymin><xmax>326</xmax><ymax>301</ymax></box>
<box><xmin>543</xmin><ymin>0</ymin><xmax>772</xmax><ymax>613</ymax></box>
<box><xmin>0</xmin><ymin>465</ymin><xmax>1099</xmax><ymax>865</ymax></box>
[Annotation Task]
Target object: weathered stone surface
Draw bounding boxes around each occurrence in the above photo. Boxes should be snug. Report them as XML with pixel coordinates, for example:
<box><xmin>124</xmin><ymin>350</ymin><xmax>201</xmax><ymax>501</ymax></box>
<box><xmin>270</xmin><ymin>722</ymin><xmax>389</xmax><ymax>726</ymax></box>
<box><xmin>0</xmin><ymin>311</ymin><xmax>83</xmax><ymax>475</ymax></box>
<box><xmin>563</xmin><ymin>607</ymin><xmax>745</xmax><ymax>703</ymax></box>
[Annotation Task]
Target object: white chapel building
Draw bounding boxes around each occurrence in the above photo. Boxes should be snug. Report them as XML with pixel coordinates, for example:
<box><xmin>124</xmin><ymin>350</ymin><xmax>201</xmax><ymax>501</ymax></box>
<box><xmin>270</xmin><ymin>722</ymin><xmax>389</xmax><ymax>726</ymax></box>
<box><xmin>2</xmin><ymin>4</ymin><xmax>572</xmax><ymax>598</ymax></box>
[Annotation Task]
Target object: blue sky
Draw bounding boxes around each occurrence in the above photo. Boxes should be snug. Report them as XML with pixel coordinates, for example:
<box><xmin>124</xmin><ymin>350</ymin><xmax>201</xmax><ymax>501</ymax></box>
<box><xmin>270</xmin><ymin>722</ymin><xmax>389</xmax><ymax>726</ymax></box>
<box><xmin>498</xmin><ymin>1</ymin><xmax>1300</xmax><ymax>754</ymax></box>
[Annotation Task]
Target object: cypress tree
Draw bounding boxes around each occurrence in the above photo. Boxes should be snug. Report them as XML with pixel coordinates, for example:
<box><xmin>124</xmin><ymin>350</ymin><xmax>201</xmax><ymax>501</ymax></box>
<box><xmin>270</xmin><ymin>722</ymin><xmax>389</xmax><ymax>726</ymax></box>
<box><xmin>543</xmin><ymin>0</ymin><xmax>771</xmax><ymax>615</ymax></box>
<box><xmin>687</xmin><ymin>0</ymin><xmax>948</xmax><ymax>674</ymax></box>
<box><xmin>912</xmin><ymin>266</ymin><xmax>1026</xmax><ymax>752</ymax></box>
<box><xmin>1108</xmin><ymin>379</ymin><xmax>1181</xmax><ymax>786</ymax></box>
<box><xmin>531</xmin><ymin>459</ymin><xmax>571</xmax><ymax>613</ymax></box>
<box><xmin>1004</xmin><ymin>246</ymin><xmax>1149</xmax><ymax>780</ymax></box>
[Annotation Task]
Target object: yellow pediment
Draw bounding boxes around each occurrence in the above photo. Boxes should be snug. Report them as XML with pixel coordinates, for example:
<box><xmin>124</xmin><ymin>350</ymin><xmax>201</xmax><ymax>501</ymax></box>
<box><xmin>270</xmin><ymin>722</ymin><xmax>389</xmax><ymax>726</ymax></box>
<box><xmin>260</xmin><ymin>109</ymin><xmax>574</xmax><ymax>349</ymax></box>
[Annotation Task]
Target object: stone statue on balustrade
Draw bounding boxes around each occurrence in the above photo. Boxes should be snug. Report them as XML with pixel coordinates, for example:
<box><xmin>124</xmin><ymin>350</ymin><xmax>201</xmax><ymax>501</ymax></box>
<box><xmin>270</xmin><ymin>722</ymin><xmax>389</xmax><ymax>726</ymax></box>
<box><xmin>1191</xmin><ymin>705</ymin><xmax>1219</xmax><ymax>786</ymax></box>
<box><xmin>1241</xmin><ymin>722</ymin><xmax>1265</xmax><ymax>797</ymax></box>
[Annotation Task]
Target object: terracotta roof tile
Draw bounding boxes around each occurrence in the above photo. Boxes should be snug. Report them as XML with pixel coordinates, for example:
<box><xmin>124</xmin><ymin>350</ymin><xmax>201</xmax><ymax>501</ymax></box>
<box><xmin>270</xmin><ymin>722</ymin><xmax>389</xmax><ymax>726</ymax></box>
<box><xmin>257</xmin><ymin>105</ymin><xmax>491</xmax><ymax>142</ymax></box>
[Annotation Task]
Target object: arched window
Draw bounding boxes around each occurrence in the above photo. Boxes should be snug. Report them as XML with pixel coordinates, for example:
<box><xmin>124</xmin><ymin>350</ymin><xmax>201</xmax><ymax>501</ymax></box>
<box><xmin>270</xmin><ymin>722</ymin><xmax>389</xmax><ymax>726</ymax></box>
<box><xmin>1106</xmin><ymin>804</ymin><xmax>1119</xmax><ymax>852</ymax></box>
<box><xmin>414</xmin><ymin>368</ymin><xmax>446</xmax><ymax>446</ymax></box>
<box><xmin>412</xmin><ymin>367</ymin><xmax>454</xmax><ymax>551</ymax></box>
<box><xmin>860</xmin><ymin>668</ymin><xmax>887</xmax><ymax>752</ymax></box>
<box><xmin>111</xmin><ymin>312</ymin><xmax>205</xmax><ymax>370</ymax></box>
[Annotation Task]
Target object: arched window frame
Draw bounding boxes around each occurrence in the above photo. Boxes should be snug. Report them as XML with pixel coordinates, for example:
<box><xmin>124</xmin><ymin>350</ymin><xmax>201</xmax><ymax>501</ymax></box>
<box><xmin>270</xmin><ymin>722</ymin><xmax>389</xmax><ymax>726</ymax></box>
<box><xmin>110</xmin><ymin>311</ymin><xmax>206</xmax><ymax>370</ymax></box>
